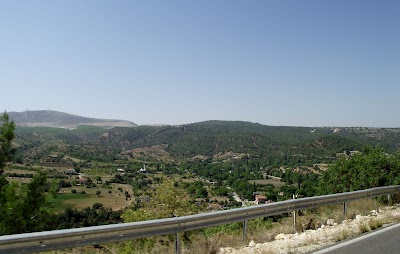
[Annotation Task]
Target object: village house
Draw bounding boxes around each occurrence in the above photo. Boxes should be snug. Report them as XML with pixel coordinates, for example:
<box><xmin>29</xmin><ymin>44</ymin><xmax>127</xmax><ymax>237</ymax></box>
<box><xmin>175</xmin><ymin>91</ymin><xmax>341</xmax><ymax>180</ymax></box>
<box><xmin>255</xmin><ymin>195</ymin><xmax>270</xmax><ymax>205</ymax></box>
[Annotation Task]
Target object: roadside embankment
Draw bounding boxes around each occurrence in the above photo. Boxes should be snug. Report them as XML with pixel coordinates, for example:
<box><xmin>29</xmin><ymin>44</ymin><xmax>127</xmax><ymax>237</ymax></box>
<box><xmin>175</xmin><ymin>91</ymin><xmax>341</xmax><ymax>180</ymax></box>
<box><xmin>219</xmin><ymin>204</ymin><xmax>400</xmax><ymax>254</ymax></box>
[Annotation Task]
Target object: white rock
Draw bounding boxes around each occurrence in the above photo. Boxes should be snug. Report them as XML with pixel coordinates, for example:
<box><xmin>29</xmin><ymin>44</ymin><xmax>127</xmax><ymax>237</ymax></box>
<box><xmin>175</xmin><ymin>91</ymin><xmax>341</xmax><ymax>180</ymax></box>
<box><xmin>326</xmin><ymin>219</ymin><xmax>335</xmax><ymax>226</ymax></box>
<box><xmin>371</xmin><ymin>210</ymin><xmax>379</xmax><ymax>216</ymax></box>
<box><xmin>249</xmin><ymin>240</ymin><xmax>256</xmax><ymax>247</ymax></box>
<box><xmin>220</xmin><ymin>247</ymin><xmax>233</xmax><ymax>253</ymax></box>
<box><xmin>275</xmin><ymin>233</ymin><xmax>286</xmax><ymax>240</ymax></box>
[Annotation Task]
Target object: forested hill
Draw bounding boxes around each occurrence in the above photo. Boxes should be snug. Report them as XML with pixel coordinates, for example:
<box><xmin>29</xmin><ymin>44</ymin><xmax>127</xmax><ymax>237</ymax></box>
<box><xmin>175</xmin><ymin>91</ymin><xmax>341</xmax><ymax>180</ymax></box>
<box><xmin>9</xmin><ymin>110</ymin><xmax>137</xmax><ymax>128</ymax></box>
<box><xmin>13</xmin><ymin>120</ymin><xmax>400</xmax><ymax>164</ymax></box>
<box><xmin>101</xmin><ymin>121</ymin><xmax>400</xmax><ymax>157</ymax></box>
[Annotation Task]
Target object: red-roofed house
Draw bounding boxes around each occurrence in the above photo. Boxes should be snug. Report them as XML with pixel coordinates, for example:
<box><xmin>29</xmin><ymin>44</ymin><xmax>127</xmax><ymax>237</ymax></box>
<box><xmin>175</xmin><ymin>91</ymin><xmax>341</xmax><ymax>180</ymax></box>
<box><xmin>255</xmin><ymin>195</ymin><xmax>269</xmax><ymax>205</ymax></box>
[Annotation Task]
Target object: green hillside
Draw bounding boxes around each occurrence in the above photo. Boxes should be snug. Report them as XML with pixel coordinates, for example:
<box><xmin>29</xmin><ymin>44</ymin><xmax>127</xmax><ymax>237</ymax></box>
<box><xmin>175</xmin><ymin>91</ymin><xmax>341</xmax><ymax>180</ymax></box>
<box><xmin>12</xmin><ymin>121</ymin><xmax>400</xmax><ymax>166</ymax></box>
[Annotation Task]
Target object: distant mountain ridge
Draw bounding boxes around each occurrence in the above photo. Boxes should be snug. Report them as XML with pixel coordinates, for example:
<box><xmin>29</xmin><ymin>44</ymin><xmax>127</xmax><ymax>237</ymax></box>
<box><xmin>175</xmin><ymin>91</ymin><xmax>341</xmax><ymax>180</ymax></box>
<box><xmin>8</xmin><ymin>110</ymin><xmax>137</xmax><ymax>128</ymax></box>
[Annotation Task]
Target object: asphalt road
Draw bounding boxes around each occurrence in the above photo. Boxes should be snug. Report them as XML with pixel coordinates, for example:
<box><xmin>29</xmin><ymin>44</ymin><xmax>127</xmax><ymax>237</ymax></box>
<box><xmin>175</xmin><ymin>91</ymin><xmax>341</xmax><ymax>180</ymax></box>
<box><xmin>312</xmin><ymin>223</ymin><xmax>400</xmax><ymax>254</ymax></box>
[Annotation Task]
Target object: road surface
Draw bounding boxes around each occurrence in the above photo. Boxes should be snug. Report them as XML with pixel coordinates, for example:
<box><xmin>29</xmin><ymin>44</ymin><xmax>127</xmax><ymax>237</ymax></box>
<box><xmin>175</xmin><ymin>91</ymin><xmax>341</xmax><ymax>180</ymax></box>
<box><xmin>313</xmin><ymin>223</ymin><xmax>400</xmax><ymax>254</ymax></box>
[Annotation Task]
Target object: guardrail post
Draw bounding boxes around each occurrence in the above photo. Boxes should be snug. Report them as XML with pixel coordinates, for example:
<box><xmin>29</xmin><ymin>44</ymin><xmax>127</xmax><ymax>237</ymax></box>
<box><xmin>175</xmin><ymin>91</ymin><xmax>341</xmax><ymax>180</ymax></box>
<box><xmin>292</xmin><ymin>194</ymin><xmax>297</xmax><ymax>233</ymax></box>
<box><xmin>293</xmin><ymin>210</ymin><xmax>296</xmax><ymax>233</ymax></box>
<box><xmin>175</xmin><ymin>233</ymin><xmax>180</xmax><ymax>254</ymax></box>
<box><xmin>387</xmin><ymin>194</ymin><xmax>391</xmax><ymax>205</ymax></box>
<box><xmin>243</xmin><ymin>220</ymin><xmax>248</xmax><ymax>241</ymax></box>
<box><xmin>343</xmin><ymin>202</ymin><xmax>348</xmax><ymax>218</ymax></box>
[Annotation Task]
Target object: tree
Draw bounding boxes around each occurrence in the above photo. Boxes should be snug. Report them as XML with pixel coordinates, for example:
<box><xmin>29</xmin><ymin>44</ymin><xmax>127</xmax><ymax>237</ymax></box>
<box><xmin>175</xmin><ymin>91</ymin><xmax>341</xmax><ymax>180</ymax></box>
<box><xmin>49</xmin><ymin>179</ymin><xmax>61</xmax><ymax>198</ymax></box>
<box><xmin>120</xmin><ymin>179</ymin><xmax>199</xmax><ymax>254</ymax></box>
<box><xmin>124</xmin><ymin>191</ymin><xmax>130</xmax><ymax>200</ymax></box>
<box><xmin>318</xmin><ymin>147</ymin><xmax>400</xmax><ymax>195</ymax></box>
<box><xmin>20</xmin><ymin>172</ymin><xmax>52</xmax><ymax>233</ymax></box>
<box><xmin>123</xmin><ymin>178</ymin><xmax>198</xmax><ymax>221</ymax></box>
<box><xmin>0</xmin><ymin>117</ymin><xmax>54</xmax><ymax>235</ymax></box>
<box><xmin>0</xmin><ymin>112</ymin><xmax>16</xmax><ymax>173</ymax></box>
<box><xmin>96</xmin><ymin>190</ymin><xmax>101</xmax><ymax>197</ymax></box>
<box><xmin>0</xmin><ymin>112</ymin><xmax>17</xmax><ymax>234</ymax></box>
<box><xmin>0</xmin><ymin>172</ymin><xmax>53</xmax><ymax>235</ymax></box>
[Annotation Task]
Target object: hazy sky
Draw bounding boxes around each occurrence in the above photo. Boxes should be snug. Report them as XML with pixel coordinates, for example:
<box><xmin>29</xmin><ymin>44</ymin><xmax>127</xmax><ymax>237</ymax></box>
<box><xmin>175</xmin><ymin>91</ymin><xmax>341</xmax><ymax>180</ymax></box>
<box><xmin>1</xmin><ymin>1</ymin><xmax>399</xmax><ymax>127</ymax></box>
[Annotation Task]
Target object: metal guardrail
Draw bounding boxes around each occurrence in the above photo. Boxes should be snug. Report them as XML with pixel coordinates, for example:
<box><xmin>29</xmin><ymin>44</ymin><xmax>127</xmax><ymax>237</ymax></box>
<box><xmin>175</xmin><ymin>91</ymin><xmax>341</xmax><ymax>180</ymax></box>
<box><xmin>0</xmin><ymin>185</ymin><xmax>399</xmax><ymax>254</ymax></box>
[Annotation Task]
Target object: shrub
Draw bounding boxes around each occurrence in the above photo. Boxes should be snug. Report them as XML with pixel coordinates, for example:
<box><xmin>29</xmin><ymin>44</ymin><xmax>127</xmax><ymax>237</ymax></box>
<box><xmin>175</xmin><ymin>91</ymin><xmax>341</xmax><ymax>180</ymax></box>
<box><xmin>368</xmin><ymin>218</ymin><xmax>383</xmax><ymax>230</ymax></box>
<box><xmin>92</xmin><ymin>203</ymin><xmax>104</xmax><ymax>209</ymax></box>
<box><xmin>335</xmin><ymin>228</ymin><xmax>350</xmax><ymax>241</ymax></box>
<box><xmin>359</xmin><ymin>221</ymin><xmax>370</xmax><ymax>233</ymax></box>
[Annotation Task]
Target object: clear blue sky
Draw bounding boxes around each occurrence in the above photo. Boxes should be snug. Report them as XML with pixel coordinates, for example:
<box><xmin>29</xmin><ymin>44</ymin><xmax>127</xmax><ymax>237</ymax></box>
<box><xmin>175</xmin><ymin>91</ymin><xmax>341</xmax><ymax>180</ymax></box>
<box><xmin>1</xmin><ymin>1</ymin><xmax>399</xmax><ymax>127</ymax></box>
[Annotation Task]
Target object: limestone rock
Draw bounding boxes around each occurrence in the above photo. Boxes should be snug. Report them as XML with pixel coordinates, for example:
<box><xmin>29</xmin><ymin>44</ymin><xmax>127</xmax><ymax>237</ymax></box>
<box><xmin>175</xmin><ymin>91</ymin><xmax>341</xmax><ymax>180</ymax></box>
<box><xmin>275</xmin><ymin>233</ymin><xmax>286</xmax><ymax>240</ymax></box>
<box><xmin>326</xmin><ymin>219</ymin><xmax>335</xmax><ymax>226</ymax></box>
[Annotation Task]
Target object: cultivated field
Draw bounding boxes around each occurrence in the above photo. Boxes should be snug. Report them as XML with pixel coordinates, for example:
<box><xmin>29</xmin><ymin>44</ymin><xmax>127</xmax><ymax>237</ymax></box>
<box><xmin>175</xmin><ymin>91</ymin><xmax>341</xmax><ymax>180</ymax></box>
<box><xmin>249</xmin><ymin>179</ymin><xmax>285</xmax><ymax>187</ymax></box>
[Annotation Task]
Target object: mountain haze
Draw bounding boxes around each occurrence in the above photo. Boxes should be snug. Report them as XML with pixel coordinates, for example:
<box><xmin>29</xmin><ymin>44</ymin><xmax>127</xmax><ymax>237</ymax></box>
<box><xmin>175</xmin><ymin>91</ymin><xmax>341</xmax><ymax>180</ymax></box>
<box><xmin>8</xmin><ymin>110</ymin><xmax>137</xmax><ymax>128</ymax></box>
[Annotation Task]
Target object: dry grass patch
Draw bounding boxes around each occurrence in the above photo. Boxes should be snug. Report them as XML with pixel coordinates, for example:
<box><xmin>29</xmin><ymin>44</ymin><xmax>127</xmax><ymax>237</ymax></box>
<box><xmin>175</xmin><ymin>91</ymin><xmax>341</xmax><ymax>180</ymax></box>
<box><xmin>186</xmin><ymin>234</ymin><xmax>241</xmax><ymax>254</ymax></box>
<box><xmin>358</xmin><ymin>220</ymin><xmax>371</xmax><ymax>233</ymax></box>
<box><xmin>347</xmin><ymin>199</ymin><xmax>382</xmax><ymax>217</ymax></box>
<box><xmin>249</xmin><ymin>220</ymin><xmax>293</xmax><ymax>243</ymax></box>
<box><xmin>334</xmin><ymin>228</ymin><xmax>350</xmax><ymax>242</ymax></box>
<box><xmin>368</xmin><ymin>217</ymin><xmax>384</xmax><ymax>230</ymax></box>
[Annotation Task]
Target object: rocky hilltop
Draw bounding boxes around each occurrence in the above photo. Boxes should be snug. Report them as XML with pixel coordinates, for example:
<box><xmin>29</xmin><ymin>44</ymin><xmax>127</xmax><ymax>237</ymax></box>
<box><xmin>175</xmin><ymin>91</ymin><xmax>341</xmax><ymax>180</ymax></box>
<box><xmin>8</xmin><ymin>110</ymin><xmax>137</xmax><ymax>128</ymax></box>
